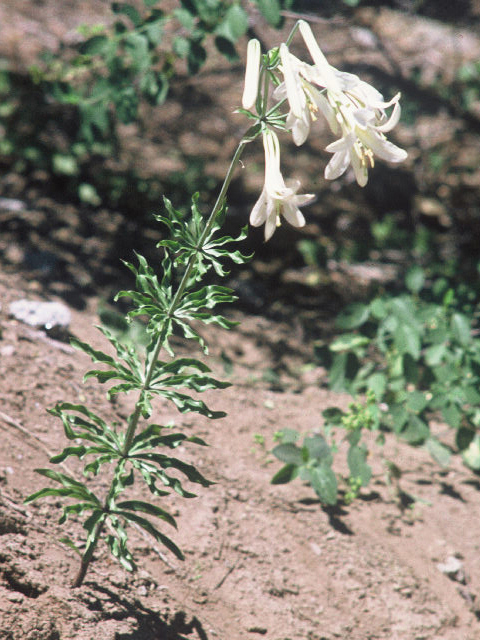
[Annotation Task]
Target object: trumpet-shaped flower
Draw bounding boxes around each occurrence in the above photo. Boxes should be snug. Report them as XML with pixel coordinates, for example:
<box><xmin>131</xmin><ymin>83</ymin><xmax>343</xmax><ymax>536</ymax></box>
<box><xmin>324</xmin><ymin>100</ymin><xmax>407</xmax><ymax>186</ymax></box>
<box><xmin>250</xmin><ymin>129</ymin><xmax>315</xmax><ymax>241</ymax></box>
<box><xmin>242</xmin><ymin>39</ymin><xmax>261</xmax><ymax>111</ymax></box>
<box><xmin>279</xmin><ymin>20</ymin><xmax>408</xmax><ymax>186</ymax></box>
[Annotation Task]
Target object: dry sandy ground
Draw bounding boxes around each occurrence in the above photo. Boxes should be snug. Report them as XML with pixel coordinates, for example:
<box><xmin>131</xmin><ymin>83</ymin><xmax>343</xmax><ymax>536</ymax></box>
<box><xmin>1</xmin><ymin>265</ymin><xmax>480</xmax><ymax>640</ymax></box>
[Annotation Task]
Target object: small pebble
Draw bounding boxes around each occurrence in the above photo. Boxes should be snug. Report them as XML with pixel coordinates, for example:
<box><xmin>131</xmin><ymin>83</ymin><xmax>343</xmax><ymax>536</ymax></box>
<box><xmin>437</xmin><ymin>555</ymin><xmax>465</xmax><ymax>583</ymax></box>
<box><xmin>6</xmin><ymin>592</ymin><xmax>23</xmax><ymax>602</ymax></box>
<box><xmin>9</xmin><ymin>299</ymin><xmax>71</xmax><ymax>331</ymax></box>
<box><xmin>0</xmin><ymin>345</ymin><xmax>16</xmax><ymax>357</ymax></box>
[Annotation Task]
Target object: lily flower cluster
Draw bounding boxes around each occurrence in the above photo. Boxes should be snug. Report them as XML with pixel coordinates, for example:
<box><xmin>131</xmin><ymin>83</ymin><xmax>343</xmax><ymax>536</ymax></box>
<box><xmin>242</xmin><ymin>20</ymin><xmax>408</xmax><ymax>240</ymax></box>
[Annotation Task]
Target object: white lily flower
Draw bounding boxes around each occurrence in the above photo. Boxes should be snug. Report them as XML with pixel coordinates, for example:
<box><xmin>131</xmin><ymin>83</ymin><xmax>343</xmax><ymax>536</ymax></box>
<box><xmin>242</xmin><ymin>39</ymin><xmax>261</xmax><ymax>111</ymax></box>
<box><xmin>323</xmin><ymin>96</ymin><xmax>407</xmax><ymax>186</ymax></box>
<box><xmin>250</xmin><ymin>129</ymin><xmax>315</xmax><ymax>241</ymax></box>
<box><xmin>296</xmin><ymin>20</ymin><xmax>407</xmax><ymax>185</ymax></box>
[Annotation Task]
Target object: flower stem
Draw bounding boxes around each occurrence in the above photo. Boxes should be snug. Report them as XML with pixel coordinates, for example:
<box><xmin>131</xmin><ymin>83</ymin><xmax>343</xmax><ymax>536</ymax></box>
<box><xmin>121</xmin><ymin>138</ymin><xmax>248</xmax><ymax>455</ymax></box>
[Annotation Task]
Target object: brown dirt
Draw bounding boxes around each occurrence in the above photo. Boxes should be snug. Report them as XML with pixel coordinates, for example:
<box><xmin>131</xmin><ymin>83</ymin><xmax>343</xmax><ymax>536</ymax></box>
<box><xmin>2</xmin><ymin>258</ymin><xmax>480</xmax><ymax>640</ymax></box>
<box><xmin>2</xmin><ymin>2</ymin><xmax>480</xmax><ymax>639</ymax></box>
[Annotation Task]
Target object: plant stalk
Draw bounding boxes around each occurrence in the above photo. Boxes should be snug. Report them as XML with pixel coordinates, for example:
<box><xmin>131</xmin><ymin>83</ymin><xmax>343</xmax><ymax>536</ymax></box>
<box><xmin>121</xmin><ymin>138</ymin><xmax>248</xmax><ymax>455</ymax></box>
<box><xmin>72</xmin><ymin>519</ymin><xmax>105</xmax><ymax>588</ymax></box>
<box><xmin>71</xmin><ymin>138</ymin><xmax>250</xmax><ymax>587</ymax></box>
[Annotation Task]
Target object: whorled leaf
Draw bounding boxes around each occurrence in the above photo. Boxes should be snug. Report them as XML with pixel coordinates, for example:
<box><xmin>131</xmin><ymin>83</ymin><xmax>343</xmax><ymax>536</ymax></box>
<box><xmin>156</xmin><ymin>195</ymin><xmax>251</xmax><ymax>281</ymax></box>
<box><xmin>49</xmin><ymin>403</ymin><xmax>122</xmax><ymax>451</ymax></box>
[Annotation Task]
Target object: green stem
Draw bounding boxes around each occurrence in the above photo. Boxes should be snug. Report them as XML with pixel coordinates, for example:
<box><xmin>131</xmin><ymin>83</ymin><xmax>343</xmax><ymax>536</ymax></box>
<box><xmin>121</xmin><ymin>138</ymin><xmax>249</xmax><ymax>456</ymax></box>
<box><xmin>72</xmin><ymin>519</ymin><xmax>105</xmax><ymax>588</ymax></box>
<box><xmin>285</xmin><ymin>20</ymin><xmax>301</xmax><ymax>47</ymax></box>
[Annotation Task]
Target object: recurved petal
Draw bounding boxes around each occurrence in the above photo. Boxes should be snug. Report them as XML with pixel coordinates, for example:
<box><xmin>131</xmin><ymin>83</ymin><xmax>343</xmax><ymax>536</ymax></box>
<box><xmin>375</xmin><ymin>100</ymin><xmax>402</xmax><ymax>133</ymax></box>
<box><xmin>357</xmin><ymin>129</ymin><xmax>407</xmax><ymax>163</ymax></box>
<box><xmin>325</xmin><ymin>134</ymin><xmax>351</xmax><ymax>154</ymax></box>
<box><xmin>273</xmin><ymin>82</ymin><xmax>287</xmax><ymax>101</ymax></box>
<box><xmin>299</xmin><ymin>20</ymin><xmax>341</xmax><ymax>93</ymax></box>
<box><xmin>294</xmin><ymin>193</ymin><xmax>316</xmax><ymax>207</ymax></box>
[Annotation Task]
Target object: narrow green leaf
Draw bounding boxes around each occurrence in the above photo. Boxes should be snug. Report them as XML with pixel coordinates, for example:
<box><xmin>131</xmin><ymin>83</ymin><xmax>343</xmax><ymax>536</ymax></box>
<box><xmin>115</xmin><ymin>500</ymin><xmax>176</xmax><ymax>528</ymax></box>
<box><xmin>70</xmin><ymin>337</ymin><xmax>117</xmax><ymax>367</ymax></box>
<box><xmin>59</xmin><ymin>537</ymin><xmax>82</xmax><ymax>556</ymax></box>
<box><xmin>83</xmin><ymin>510</ymin><xmax>107</xmax><ymax>546</ymax></box>
<box><xmin>49</xmin><ymin>445</ymin><xmax>87</xmax><ymax>464</ymax></box>
<box><xmin>132</xmin><ymin>453</ymin><xmax>213</xmax><ymax>487</ymax></box>
<box><xmin>117</xmin><ymin>511</ymin><xmax>184</xmax><ymax>560</ymax></box>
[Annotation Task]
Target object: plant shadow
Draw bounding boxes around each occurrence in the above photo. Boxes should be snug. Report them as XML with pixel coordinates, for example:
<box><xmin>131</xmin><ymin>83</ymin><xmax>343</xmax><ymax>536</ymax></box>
<box><xmin>83</xmin><ymin>583</ymin><xmax>209</xmax><ymax>640</ymax></box>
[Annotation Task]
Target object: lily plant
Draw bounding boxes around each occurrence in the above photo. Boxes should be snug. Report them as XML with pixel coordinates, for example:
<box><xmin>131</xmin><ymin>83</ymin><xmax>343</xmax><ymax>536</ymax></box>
<box><xmin>25</xmin><ymin>20</ymin><xmax>407</xmax><ymax>588</ymax></box>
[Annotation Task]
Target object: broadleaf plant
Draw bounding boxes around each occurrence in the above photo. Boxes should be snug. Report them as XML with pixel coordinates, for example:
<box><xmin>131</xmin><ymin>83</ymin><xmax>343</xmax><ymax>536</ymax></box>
<box><xmin>271</xmin><ymin>393</ymin><xmax>378</xmax><ymax>505</ymax></box>
<box><xmin>25</xmin><ymin>19</ymin><xmax>409</xmax><ymax>587</ymax></box>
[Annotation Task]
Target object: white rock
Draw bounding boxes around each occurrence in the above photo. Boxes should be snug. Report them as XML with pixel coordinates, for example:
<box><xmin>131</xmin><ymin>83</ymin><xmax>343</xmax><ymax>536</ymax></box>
<box><xmin>9</xmin><ymin>299</ymin><xmax>71</xmax><ymax>331</ymax></box>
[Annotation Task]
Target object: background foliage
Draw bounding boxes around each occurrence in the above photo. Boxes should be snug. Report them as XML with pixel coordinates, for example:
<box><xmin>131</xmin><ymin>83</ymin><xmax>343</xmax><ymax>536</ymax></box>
<box><xmin>2</xmin><ymin>1</ymin><xmax>480</xmax><ymax>506</ymax></box>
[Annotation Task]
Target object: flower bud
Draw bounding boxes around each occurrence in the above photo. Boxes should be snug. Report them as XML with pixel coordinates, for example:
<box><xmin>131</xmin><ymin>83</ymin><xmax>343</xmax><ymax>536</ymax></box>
<box><xmin>242</xmin><ymin>39</ymin><xmax>261</xmax><ymax>110</ymax></box>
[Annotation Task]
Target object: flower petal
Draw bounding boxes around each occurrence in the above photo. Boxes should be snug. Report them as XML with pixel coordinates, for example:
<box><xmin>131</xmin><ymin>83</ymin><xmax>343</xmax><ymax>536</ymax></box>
<box><xmin>264</xmin><ymin>210</ymin><xmax>277</xmax><ymax>241</ymax></box>
<box><xmin>299</xmin><ymin>21</ymin><xmax>341</xmax><ymax>93</ymax></box>
<box><xmin>282</xmin><ymin>203</ymin><xmax>306</xmax><ymax>228</ymax></box>
<box><xmin>349</xmin><ymin>148</ymin><xmax>368</xmax><ymax>187</ymax></box>
<box><xmin>280</xmin><ymin>44</ymin><xmax>304</xmax><ymax>119</ymax></box>
<box><xmin>357</xmin><ymin>128</ymin><xmax>407</xmax><ymax>163</ymax></box>
<box><xmin>294</xmin><ymin>193</ymin><xmax>316</xmax><ymax>207</ymax></box>
<box><xmin>290</xmin><ymin>112</ymin><xmax>310</xmax><ymax>146</ymax></box>
<box><xmin>324</xmin><ymin>149</ymin><xmax>350</xmax><ymax>180</ymax></box>
<box><xmin>375</xmin><ymin>100</ymin><xmax>401</xmax><ymax>133</ymax></box>
<box><xmin>250</xmin><ymin>188</ymin><xmax>268</xmax><ymax>226</ymax></box>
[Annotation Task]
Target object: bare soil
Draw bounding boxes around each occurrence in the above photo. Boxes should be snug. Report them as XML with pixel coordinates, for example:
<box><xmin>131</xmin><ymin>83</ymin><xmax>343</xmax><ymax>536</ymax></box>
<box><xmin>1</xmin><ymin>2</ymin><xmax>480</xmax><ymax>639</ymax></box>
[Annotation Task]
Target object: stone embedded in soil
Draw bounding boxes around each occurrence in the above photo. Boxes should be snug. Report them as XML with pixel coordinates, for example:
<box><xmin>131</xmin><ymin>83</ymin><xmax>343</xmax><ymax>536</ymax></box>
<box><xmin>8</xmin><ymin>299</ymin><xmax>71</xmax><ymax>332</ymax></box>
